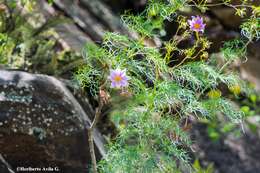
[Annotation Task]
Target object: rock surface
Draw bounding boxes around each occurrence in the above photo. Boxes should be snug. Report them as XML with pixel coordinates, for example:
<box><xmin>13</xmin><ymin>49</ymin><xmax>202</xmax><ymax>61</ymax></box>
<box><xmin>241</xmin><ymin>58</ymin><xmax>260</xmax><ymax>91</ymax></box>
<box><xmin>0</xmin><ymin>154</ymin><xmax>15</xmax><ymax>173</ymax></box>
<box><xmin>0</xmin><ymin>70</ymin><xmax>105</xmax><ymax>173</ymax></box>
<box><xmin>193</xmin><ymin>123</ymin><xmax>260</xmax><ymax>173</ymax></box>
<box><xmin>211</xmin><ymin>7</ymin><xmax>242</xmax><ymax>30</ymax></box>
<box><xmin>241</xmin><ymin>42</ymin><xmax>260</xmax><ymax>91</ymax></box>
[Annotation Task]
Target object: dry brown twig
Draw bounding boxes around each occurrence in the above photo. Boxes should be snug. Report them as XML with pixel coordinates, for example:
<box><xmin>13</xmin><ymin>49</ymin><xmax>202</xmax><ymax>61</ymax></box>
<box><xmin>87</xmin><ymin>88</ymin><xmax>110</xmax><ymax>173</ymax></box>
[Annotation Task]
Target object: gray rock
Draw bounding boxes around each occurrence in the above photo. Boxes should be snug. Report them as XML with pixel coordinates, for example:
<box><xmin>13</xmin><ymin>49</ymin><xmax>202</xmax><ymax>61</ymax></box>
<box><xmin>0</xmin><ymin>70</ymin><xmax>105</xmax><ymax>173</ymax></box>
<box><xmin>0</xmin><ymin>154</ymin><xmax>15</xmax><ymax>173</ymax></box>
<box><xmin>211</xmin><ymin>7</ymin><xmax>242</xmax><ymax>29</ymax></box>
<box><xmin>241</xmin><ymin>58</ymin><xmax>260</xmax><ymax>91</ymax></box>
<box><xmin>193</xmin><ymin>123</ymin><xmax>260</xmax><ymax>173</ymax></box>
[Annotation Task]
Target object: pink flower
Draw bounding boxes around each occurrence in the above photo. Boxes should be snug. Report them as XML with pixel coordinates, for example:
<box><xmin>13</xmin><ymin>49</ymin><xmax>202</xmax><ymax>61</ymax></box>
<box><xmin>188</xmin><ymin>16</ymin><xmax>206</xmax><ymax>33</ymax></box>
<box><xmin>108</xmin><ymin>69</ymin><xmax>129</xmax><ymax>88</ymax></box>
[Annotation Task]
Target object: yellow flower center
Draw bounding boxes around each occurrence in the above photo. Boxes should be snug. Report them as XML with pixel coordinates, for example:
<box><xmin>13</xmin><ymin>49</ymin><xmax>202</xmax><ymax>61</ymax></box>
<box><xmin>114</xmin><ymin>75</ymin><xmax>122</xmax><ymax>82</ymax></box>
<box><xmin>194</xmin><ymin>23</ymin><xmax>201</xmax><ymax>29</ymax></box>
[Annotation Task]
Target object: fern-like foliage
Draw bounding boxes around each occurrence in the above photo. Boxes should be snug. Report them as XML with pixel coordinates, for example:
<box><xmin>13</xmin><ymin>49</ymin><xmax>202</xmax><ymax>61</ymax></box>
<box><xmin>75</xmin><ymin>0</ymin><xmax>258</xmax><ymax>172</ymax></box>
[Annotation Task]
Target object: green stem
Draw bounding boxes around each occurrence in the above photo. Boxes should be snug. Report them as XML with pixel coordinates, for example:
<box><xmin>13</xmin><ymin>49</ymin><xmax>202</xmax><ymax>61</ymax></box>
<box><xmin>195</xmin><ymin>31</ymin><xmax>199</xmax><ymax>41</ymax></box>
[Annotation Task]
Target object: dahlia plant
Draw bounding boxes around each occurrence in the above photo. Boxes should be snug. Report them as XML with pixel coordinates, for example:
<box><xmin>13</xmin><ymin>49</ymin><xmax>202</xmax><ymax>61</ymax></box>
<box><xmin>76</xmin><ymin>0</ymin><xmax>259</xmax><ymax>172</ymax></box>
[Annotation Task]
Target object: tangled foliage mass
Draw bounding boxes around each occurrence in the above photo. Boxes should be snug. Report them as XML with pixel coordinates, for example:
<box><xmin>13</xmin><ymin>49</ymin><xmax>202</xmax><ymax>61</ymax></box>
<box><xmin>76</xmin><ymin>0</ymin><xmax>259</xmax><ymax>172</ymax></box>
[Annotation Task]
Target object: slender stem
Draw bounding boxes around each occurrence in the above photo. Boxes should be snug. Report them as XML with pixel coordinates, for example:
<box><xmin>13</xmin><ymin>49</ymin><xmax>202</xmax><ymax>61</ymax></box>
<box><xmin>88</xmin><ymin>129</ymin><xmax>97</xmax><ymax>173</ymax></box>
<box><xmin>87</xmin><ymin>92</ymin><xmax>104</xmax><ymax>173</ymax></box>
<box><xmin>90</xmin><ymin>101</ymin><xmax>103</xmax><ymax>129</ymax></box>
<box><xmin>195</xmin><ymin>31</ymin><xmax>199</xmax><ymax>41</ymax></box>
<box><xmin>172</xmin><ymin>56</ymin><xmax>190</xmax><ymax>69</ymax></box>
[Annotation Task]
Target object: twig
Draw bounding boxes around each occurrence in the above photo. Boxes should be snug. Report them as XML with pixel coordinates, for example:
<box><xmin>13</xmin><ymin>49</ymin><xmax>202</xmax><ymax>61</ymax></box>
<box><xmin>87</xmin><ymin>88</ymin><xmax>105</xmax><ymax>173</ymax></box>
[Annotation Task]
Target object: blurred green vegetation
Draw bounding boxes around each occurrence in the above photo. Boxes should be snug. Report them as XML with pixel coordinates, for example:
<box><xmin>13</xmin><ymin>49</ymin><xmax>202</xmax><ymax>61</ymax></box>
<box><xmin>0</xmin><ymin>0</ymin><xmax>82</xmax><ymax>75</ymax></box>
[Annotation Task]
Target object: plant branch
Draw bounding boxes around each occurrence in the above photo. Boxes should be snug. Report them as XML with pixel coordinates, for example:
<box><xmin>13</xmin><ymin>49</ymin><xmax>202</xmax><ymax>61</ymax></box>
<box><xmin>87</xmin><ymin>89</ymin><xmax>104</xmax><ymax>173</ymax></box>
